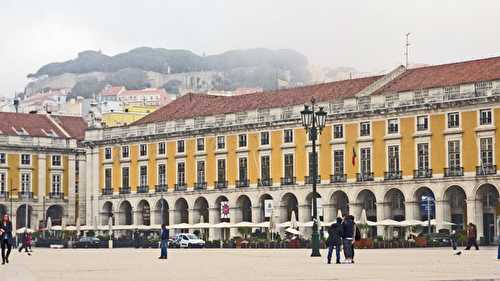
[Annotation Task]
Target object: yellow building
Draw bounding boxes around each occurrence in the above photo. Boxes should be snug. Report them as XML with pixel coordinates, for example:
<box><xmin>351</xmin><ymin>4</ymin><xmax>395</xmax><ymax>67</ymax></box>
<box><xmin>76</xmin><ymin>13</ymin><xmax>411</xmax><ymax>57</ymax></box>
<box><xmin>102</xmin><ymin>105</ymin><xmax>158</xmax><ymax>127</ymax></box>
<box><xmin>85</xmin><ymin>56</ymin><xmax>500</xmax><ymax>242</ymax></box>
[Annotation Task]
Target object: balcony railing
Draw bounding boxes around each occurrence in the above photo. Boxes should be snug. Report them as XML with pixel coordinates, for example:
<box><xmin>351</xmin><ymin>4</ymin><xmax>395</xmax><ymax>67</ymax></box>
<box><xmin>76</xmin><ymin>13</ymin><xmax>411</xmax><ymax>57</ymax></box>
<box><xmin>119</xmin><ymin>187</ymin><xmax>131</xmax><ymax>194</ymax></box>
<box><xmin>384</xmin><ymin>171</ymin><xmax>402</xmax><ymax>180</ymax></box>
<box><xmin>102</xmin><ymin>188</ymin><xmax>113</xmax><ymax>196</ymax></box>
<box><xmin>0</xmin><ymin>191</ymin><xmax>9</xmax><ymax>199</ymax></box>
<box><xmin>137</xmin><ymin>185</ymin><xmax>149</xmax><ymax>193</ymax></box>
<box><xmin>280</xmin><ymin>177</ymin><xmax>296</xmax><ymax>186</ymax></box>
<box><xmin>304</xmin><ymin>175</ymin><xmax>321</xmax><ymax>184</ymax></box>
<box><xmin>18</xmin><ymin>191</ymin><xmax>34</xmax><ymax>199</ymax></box>
<box><xmin>194</xmin><ymin>182</ymin><xmax>207</xmax><ymax>190</ymax></box>
<box><xmin>330</xmin><ymin>174</ymin><xmax>347</xmax><ymax>183</ymax></box>
<box><xmin>214</xmin><ymin>181</ymin><xmax>228</xmax><ymax>189</ymax></box>
<box><xmin>235</xmin><ymin>179</ymin><xmax>249</xmax><ymax>188</ymax></box>
<box><xmin>413</xmin><ymin>169</ymin><xmax>432</xmax><ymax>179</ymax></box>
<box><xmin>444</xmin><ymin>167</ymin><xmax>464</xmax><ymax>177</ymax></box>
<box><xmin>476</xmin><ymin>165</ymin><xmax>497</xmax><ymax>176</ymax></box>
<box><xmin>155</xmin><ymin>184</ymin><xmax>168</xmax><ymax>193</ymax></box>
<box><xmin>174</xmin><ymin>184</ymin><xmax>187</xmax><ymax>191</ymax></box>
<box><xmin>257</xmin><ymin>178</ymin><xmax>273</xmax><ymax>187</ymax></box>
<box><xmin>416</xmin><ymin>124</ymin><xmax>428</xmax><ymax>131</ymax></box>
<box><xmin>49</xmin><ymin>192</ymin><xmax>64</xmax><ymax>199</ymax></box>
<box><xmin>356</xmin><ymin>172</ymin><xmax>374</xmax><ymax>182</ymax></box>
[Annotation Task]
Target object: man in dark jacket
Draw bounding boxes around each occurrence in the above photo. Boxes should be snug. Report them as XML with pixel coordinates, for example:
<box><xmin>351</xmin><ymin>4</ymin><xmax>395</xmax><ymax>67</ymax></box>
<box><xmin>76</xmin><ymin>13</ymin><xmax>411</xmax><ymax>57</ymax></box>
<box><xmin>464</xmin><ymin>223</ymin><xmax>479</xmax><ymax>250</ymax></box>
<box><xmin>1</xmin><ymin>214</ymin><xmax>13</xmax><ymax>264</ymax></box>
<box><xmin>342</xmin><ymin>215</ymin><xmax>355</xmax><ymax>263</ymax></box>
<box><xmin>327</xmin><ymin>217</ymin><xmax>344</xmax><ymax>264</ymax></box>
<box><xmin>159</xmin><ymin>224</ymin><xmax>169</xmax><ymax>259</ymax></box>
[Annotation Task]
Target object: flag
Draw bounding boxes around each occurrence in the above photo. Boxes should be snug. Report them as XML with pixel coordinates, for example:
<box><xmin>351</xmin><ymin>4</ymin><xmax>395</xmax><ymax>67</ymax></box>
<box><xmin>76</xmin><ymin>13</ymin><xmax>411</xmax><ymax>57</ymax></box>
<box><xmin>352</xmin><ymin>147</ymin><xmax>356</xmax><ymax>166</ymax></box>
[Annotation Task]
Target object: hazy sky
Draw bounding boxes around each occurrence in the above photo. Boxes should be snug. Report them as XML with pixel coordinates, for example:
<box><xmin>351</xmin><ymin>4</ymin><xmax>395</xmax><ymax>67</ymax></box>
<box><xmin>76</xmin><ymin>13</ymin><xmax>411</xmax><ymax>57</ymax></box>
<box><xmin>1</xmin><ymin>0</ymin><xmax>499</xmax><ymax>96</ymax></box>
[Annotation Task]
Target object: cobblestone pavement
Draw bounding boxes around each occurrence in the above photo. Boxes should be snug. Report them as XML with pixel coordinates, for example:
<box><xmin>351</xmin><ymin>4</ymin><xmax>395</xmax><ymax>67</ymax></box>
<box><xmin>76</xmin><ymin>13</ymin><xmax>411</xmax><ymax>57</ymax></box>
<box><xmin>1</xmin><ymin>247</ymin><xmax>499</xmax><ymax>281</ymax></box>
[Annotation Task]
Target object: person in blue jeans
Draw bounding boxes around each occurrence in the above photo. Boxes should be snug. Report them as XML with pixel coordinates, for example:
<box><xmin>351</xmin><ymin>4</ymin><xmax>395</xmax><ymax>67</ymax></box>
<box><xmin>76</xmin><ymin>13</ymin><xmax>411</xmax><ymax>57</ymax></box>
<box><xmin>497</xmin><ymin>235</ymin><xmax>500</xmax><ymax>260</ymax></box>
<box><xmin>327</xmin><ymin>217</ymin><xmax>344</xmax><ymax>264</ymax></box>
<box><xmin>159</xmin><ymin>224</ymin><xmax>169</xmax><ymax>259</ymax></box>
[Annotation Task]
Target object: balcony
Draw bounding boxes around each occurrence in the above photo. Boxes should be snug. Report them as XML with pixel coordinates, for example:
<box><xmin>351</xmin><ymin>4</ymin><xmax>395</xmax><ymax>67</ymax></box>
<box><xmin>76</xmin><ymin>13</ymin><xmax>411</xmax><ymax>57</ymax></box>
<box><xmin>155</xmin><ymin>184</ymin><xmax>168</xmax><ymax>193</ymax></box>
<box><xmin>102</xmin><ymin>188</ymin><xmax>113</xmax><ymax>196</ymax></box>
<box><xmin>413</xmin><ymin>169</ymin><xmax>432</xmax><ymax>179</ymax></box>
<box><xmin>235</xmin><ymin>179</ymin><xmax>249</xmax><ymax>188</ymax></box>
<box><xmin>416</xmin><ymin>124</ymin><xmax>428</xmax><ymax>131</ymax></box>
<box><xmin>257</xmin><ymin>178</ymin><xmax>273</xmax><ymax>187</ymax></box>
<box><xmin>304</xmin><ymin>175</ymin><xmax>321</xmax><ymax>184</ymax></box>
<box><xmin>444</xmin><ymin>167</ymin><xmax>464</xmax><ymax>177</ymax></box>
<box><xmin>137</xmin><ymin>185</ymin><xmax>149</xmax><ymax>194</ymax></box>
<box><xmin>384</xmin><ymin>171</ymin><xmax>402</xmax><ymax>180</ymax></box>
<box><xmin>0</xmin><ymin>191</ymin><xmax>9</xmax><ymax>199</ymax></box>
<box><xmin>476</xmin><ymin>165</ymin><xmax>497</xmax><ymax>176</ymax></box>
<box><xmin>356</xmin><ymin>172</ymin><xmax>374</xmax><ymax>182</ymax></box>
<box><xmin>330</xmin><ymin>174</ymin><xmax>347</xmax><ymax>183</ymax></box>
<box><xmin>49</xmin><ymin>192</ymin><xmax>64</xmax><ymax>199</ymax></box>
<box><xmin>214</xmin><ymin>181</ymin><xmax>228</xmax><ymax>189</ymax></box>
<box><xmin>194</xmin><ymin>182</ymin><xmax>207</xmax><ymax>191</ymax></box>
<box><xmin>280</xmin><ymin>177</ymin><xmax>296</xmax><ymax>186</ymax></box>
<box><xmin>119</xmin><ymin>187</ymin><xmax>131</xmax><ymax>194</ymax></box>
<box><xmin>174</xmin><ymin>184</ymin><xmax>187</xmax><ymax>191</ymax></box>
<box><xmin>18</xmin><ymin>191</ymin><xmax>34</xmax><ymax>199</ymax></box>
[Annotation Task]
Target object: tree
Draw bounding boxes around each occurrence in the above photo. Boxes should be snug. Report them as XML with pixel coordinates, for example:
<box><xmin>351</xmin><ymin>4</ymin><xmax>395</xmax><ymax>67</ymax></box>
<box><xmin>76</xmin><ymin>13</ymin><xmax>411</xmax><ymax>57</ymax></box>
<box><xmin>107</xmin><ymin>68</ymin><xmax>150</xmax><ymax>90</ymax></box>
<box><xmin>68</xmin><ymin>78</ymin><xmax>106</xmax><ymax>100</ymax></box>
<box><xmin>161</xmin><ymin>79</ymin><xmax>182</xmax><ymax>95</ymax></box>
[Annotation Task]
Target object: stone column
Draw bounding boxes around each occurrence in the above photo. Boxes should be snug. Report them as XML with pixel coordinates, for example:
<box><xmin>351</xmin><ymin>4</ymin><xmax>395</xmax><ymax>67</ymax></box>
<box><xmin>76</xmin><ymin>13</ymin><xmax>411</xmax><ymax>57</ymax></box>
<box><xmin>376</xmin><ymin>203</ymin><xmax>385</xmax><ymax>238</ymax></box>
<box><xmin>67</xmin><ymin>154</ymin><xmax>76</xmax><ymax>223</ymax></box>
<box><xmin>405</xmin><ymin>202</ymin><xmax>418</xmax><ymax>221</ymax></box>
<box><xmin>467</xmin><ymin>199</ymin><xmax>483</xmax><ymax>238</ymax></box>
<box><xmin>229</xmin><ymin>207</ymin><xmax>237</xmax><ymax>238</ymax></box>
<box><xmin>77</xmin><ymin>155</ymin><xmax>87</xmax><ymax>225</ymax></box>
<box><xmin>37</xmin><ymin>153</ymin><xmax>47</xmax><ymax>225</ymax></box>
<box><xmin>251</xmin><ymin>206</ymin><xmax>260</xmax><ymax>223</ymax></box>
<box><xmin>208</xmin><ymin>207</ymin><xmax>219</xmax><ymax>241</ymax></box>
<box><xmin>435</xmin><ymin>200</ymin><xmax>447</xmax><ymax>232</ymax></box>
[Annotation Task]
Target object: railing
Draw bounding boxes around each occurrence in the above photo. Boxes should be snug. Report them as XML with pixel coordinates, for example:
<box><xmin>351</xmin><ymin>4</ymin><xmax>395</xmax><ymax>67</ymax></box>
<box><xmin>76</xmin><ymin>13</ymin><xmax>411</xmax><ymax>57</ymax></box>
<box><xmin>102</xmin><ymin>188</ymin><xmax>113</xmax><ymax>196</ymax></box>
<box><xmin>48</xmin><ymin>192</ymin><xmax>64</xmax><ymax>199</ymax></box>
<box><xmin>18</xmin><ymin>191</ymin><xmax>34</xmax><ymax>199</ymax></box>
<box><xmin>280</xmin><ymin>177</ymin><xmax>296</xmax><ymax>186</ymax></box>
<box><xmin>444</xmin><ymin>167</ymin><xmax>464</xmax><ymax>177</ymax></box>
<box><xmin>214</xmin><ymin>181</ymin><xmax>228</xmax><ymax>189</ymax></box>
<box><xmin>119</xmin><ymin>187</ymin><xmax>131</xmax><ymax>194</ymax></box>
<box><xmin>155</xmin><ymin>184</ymin><xmax>168</xmax><ymax>193</ymax></box>
<box><xmin>137</xmin><ymin>185</ymin><xmax>149</xmax><ymax>193</ymax></box>
<box><xmin>174</xmin><ymin>184</ymin><xmax>187</xmax><ymax>191</ymax></box>
<box><xmin>476</xmin><ymin>165</ymin><xmax>497</xmax><ymax>176</ymax></box>
<box><xmin>356</xmin><ymin>172</ymin><xmax>374</xmax><ymax>182</ymax></box>
<box><xmin>194</xmin><ymin>182</ymin><xmax>207</xmax><ymax>190</ymax></box>
<box><xmin>235</xmin><ymin>179</ymin><xmax>249</xmax><ymax>188</ymax></box>
<box><xmin>304</xmin><ymin>175</ymin><xmax>321</xmax><ymax>184</ymax></box>
<box><xmin>257</xmin><ymin>178</ymin><xmax>273</xmax><ymax>187</ymax></box>
<box><xmin>413</xmin><ymin>169</ymin><xmax>432</xmax><ymax>179</ymax></box>
<box><xmin>0</xmin><ymin>191</ymin><xmax>8</xmax><ymax>199</ymax></box>
<box><xmin>416</xmin><ymin>124</ymin><xmax>428</xmax><ymax>131</ymax></box>
<box><xmin>330</xmin><ymin>174</ymin><xmax>347</xmax><ymax>183</ymax></box>
<box><xmin>384</xmin><ymin>171</ymin><xmax>402</xmax><ymax>180</ymax></box>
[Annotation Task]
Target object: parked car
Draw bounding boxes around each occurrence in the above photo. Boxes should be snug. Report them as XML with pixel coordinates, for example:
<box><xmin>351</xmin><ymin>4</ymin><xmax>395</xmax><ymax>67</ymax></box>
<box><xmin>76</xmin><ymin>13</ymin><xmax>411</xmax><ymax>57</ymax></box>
<box><xmin>74</xmin><ymin>237</ymin><xmax>101</xmax><ymax>248</ymax></box>
<box><xmin>171</xmin><ymin>233</ymin><xmax>205</xmax><ymax>248</ymax></box>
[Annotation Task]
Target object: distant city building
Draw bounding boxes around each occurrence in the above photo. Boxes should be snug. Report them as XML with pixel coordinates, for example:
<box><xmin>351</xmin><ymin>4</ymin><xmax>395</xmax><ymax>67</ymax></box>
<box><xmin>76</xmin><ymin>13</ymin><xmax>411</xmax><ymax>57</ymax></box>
<box><xmin>102</xmin><ymin>105</ymin><xmax>157</xmax><ymax>127</ymax></box>
<box><xmin>116</xmin><ymin>88</ymin><xmax>172</xmax><ymax>106</ymax></box>
<box><xmin>100</xmin><ymin>85</ymin><xmax>126</xmax><ymax>102</ymax></box>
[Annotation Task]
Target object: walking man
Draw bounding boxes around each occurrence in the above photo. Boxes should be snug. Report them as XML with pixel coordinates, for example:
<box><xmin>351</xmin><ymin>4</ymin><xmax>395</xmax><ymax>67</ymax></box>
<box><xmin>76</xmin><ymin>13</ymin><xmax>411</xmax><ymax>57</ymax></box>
<box><xmin>159</xmin><ymin>224</ymin><xmax>169</xmax><ymax>259</ymax></box>
<box><xmin>327</xmin><ymin>217</ymin><xmax>343</xmax><ymax>264</ymax></box>
<box><xmin>1</xmin><ymin>214</ymin><xmax>13</xmax><ymax>265</ymax></box>
<box><xmin>342</xmin><ymin>215</ymin><xmax>355</xmax><ymax>264</ymax></box>
<box><xmin>464</xmin><ymin>223</ymin><xmax>479</xmax><ymax>250</ymax></box>
<box><xmin>18</xmin><ymin>230</ymin><xmax>31</xmax><ymax>255</ymax></box>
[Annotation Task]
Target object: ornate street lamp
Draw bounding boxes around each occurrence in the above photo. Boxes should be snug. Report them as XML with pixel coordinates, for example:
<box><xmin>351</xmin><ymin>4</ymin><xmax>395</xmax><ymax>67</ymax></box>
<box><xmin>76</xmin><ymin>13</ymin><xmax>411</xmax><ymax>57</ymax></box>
<box><xmin>301</xmin><ymin>97</ymin><xmax>326</xmax><ymax>257</ymax></box>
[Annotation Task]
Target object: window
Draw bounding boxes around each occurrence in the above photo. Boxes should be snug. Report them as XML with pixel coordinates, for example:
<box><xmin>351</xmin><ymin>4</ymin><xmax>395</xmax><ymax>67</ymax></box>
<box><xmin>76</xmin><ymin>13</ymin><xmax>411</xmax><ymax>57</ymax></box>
<box><xmin>387</xmin><ymin>119</ymin><xmax>399</xmax><ymax>134</ymax></box>
<box><xmin>0</xmin><ymin>172</ymin><xmax>6</xmax><ymax>193</ymax></box>
<box><xmin>52</xmin><ymin>155</ymin><xmax>61</xmax><ymax>166</ymax></box>
<box><xmin>447</xmin><ymin>112</ymin><xmax>460</xmax><ymax>128</ymax></box>
<box><xmin>479</xmin><ymin>109</ymin><xmax>492</xmax><ymax>125</ymax></box>
<box><xmin>196</xmin><ymin>161</ymin><xmax>205</xmax><ymax>183</ymax></box>
<box><xmin>387</xmin><ymin>145</ymin><xmax>400</xmax><ymax>172</ymax></box>
<box><xmin>281</xmin><ymin>107</ymin><xmax>293</xmax><ymax>119</ymax></box>
<box><xmin>284</xmin><ymin>129</ymin><xmax>293</xmax><ymax>143</ymax></box>
<box><xmin>448</xmin><ymin>140</ymin><xmax>461</xmax><ymax>168</ymax></box>
<box><xmin>284</xmin><ymin>153</ymin><xmax>294</xmax><ymax>179</ymax></box>
<box><xmin>360</xmin><ymin>122</ymin><xmax>370</xmax><ymax>137</ymax></box>
<box><xmin>414</xmin><ymin>90</ymin><xmax>429</xmax><ymax>104</ymax></box>
<box><xmin>52</xmin><ymin>174</ymin><xmax>61</xmax><ymax>193</ymax></box>
<box><xmin>261</xmin><ymin>155</ymin><xmax>270</xmax><ymax>180</ymax></box>
<box><xmin>217</xmin><ymin>159</ymin><xmax>226</xmax><ymax>181</ymax></box>
<box><xmin>308</xmin><ymin>152</ymin><xmax>318</xmax><ymax>176</ymax></box>
<box><xmin>238</xmin><ymin>134</ymin><xmax>247</xmax><ymax>147</ymax></box>
<box><xmin>21</xmin><ymin>173</ymin><xmax>31</xmax><ymax>192</ymax></box>
<box><xmin>475</xmin><ymin>81</ymin><xmax>493</xmax><ymax>96</ymax></box>
<box><xmin>333</xmin><ymin>150</ymin><xmax>344</xmax><ymax>175</ymax></box>
<box><xmin>104</xmin><ymin>168</ymin><xmax>112</xmax><ymax>189</ymax></box>
<box><xmin>0</xmin><ymin>153</ymin><xmax>6</xmax><ymax>164</ymax></box>
<box><xmin>360</xmin><ymin>148</ymin><xmax>371</xmax><ymax>174</ymax></box>
<box><xmin>417</xmin><ymin>116</ymin><xmax>428</xmax><ymax>131</ymax></box>
<box><xmin>139</xmin><ymin>144</ymin><xmax>148</xmax><ymax>157</ymax></box>
<box><xmin>239</xmin><ymin>157</ymin><xmax>248</xmax><ymax>181</ymax></box>
<box><xmin>21</xmin><ymin>154</ymin><xmax>31</xmax><ymax>165</ymax></box>
<box><xmin>217</xmin><ymin>136</ymin><xmax>225</xmax><ymax>150</ymax></box>
<box><xmin>260</xmin><ymin>132</ymin><xmax>270</xmax><ymax>146</ymax></box>
<box><xmin>122</xmin><ymin>146</ymin><xmax>129</xmax><ymax>158</ymax></box>
<box><xmin>333</xmin><ymin>125</ymin><xmax>343</xmax><ymax>139</ymax></box>
<box><xmin>177</xmin><ymin>140</ymin><xmax>185</xmax><ymax>153</ymax></box>
<box><xmin>122</xmin><ymin>167</ymin><xmax>130</xmax><ymax>188</ymax></box>
<box><xmin>196</xmin><ymin>138</ymin><xmax>205</xmax><ymax>151</ymax></box>
<box><xmin>158</xmin><ymin>164</ymin><xmax>166</xmax><ymax>185</ymax></box>
<box><xmin>480</xmin><ymin>138</ymin><xmax>493</xmax><ymax>167</ymax></box>
<box><xmin>177</xmin><ymin>162</ymin><xmax>185</xmax><ymax>186</ymax></box>
<box><xmin>139</xmin><ymin>165</ymin><xmax>147</xmax><ymax>186</ymax></box>
<box><xmin>417</xmin><ymin>143</ymin><xmax>429</xmax><ymax>171</ymax></box>
<box><xmin>104</xmin><ymin>148</ymin><xmax>112</xmax><ymax>160</ymax></box>
<box><xmin>158</xmin><ymin>142</ymin><xmax>165</xmax><ymax>155</ymax></box>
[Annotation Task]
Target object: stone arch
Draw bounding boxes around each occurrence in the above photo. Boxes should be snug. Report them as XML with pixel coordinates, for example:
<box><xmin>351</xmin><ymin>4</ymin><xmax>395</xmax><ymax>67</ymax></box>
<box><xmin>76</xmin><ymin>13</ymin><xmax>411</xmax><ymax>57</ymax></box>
<box><xmin>475</xmin><ymin>183</ymin><xmax>499</xmax><ymax>243</ymax></box>
<box><xmin>414</xmin><ymin>186</ymin><xmax>436</xmax><ymax>221</ymax></box>
<box><xmin>383</xmin><ymin>188</ymin><xmax>405</xmax><ymax>221</ymax></box>
<box><xmin>259</xmin><ymin>193</ymin><xmax>273</xmax><ymax>222</ymax></box>
<box><xmin>16</xmin><ymin>204</ymin><xmax>34</xmax><ymax>229</ymax></box>
<box><xmin>355</xmin><ymin>189</ymin><xmax>377</xmax><ymax>222</ymax></box>
<box><xmin>214</xmin><ymin>195</ymin><xmax>230</xmax><ymax>223</ymax></box>
<box><xmin>330</xmin><ymin>190</ymin><xmax>349</xmax><ymax>219</ymax></box>
<box><xmin>235</xmin><ymin>195</ymin><xmax>252</xmax><ymax>223</ymax></box>
<box><xmin>155</xmin><ymin>198</ymin><xmax>169</xmax><ymax>225</ymax></box>
<box><xmin>280</xmin><ymin>192</ymin><xmax>298</xmax><ymax>222</ymax></box>
<box><xmin>304</xmin><ymin>192</ymin><xmax>322</xmax><ymax>221</ymax></box>
<box><xmin>46</xmin><ymin>205</ymin><xmax>64</xmax><ymax>226</ymax></box>
<box><xmin>193</xmin><ymin>196</ymin><xmax>209</xmax><ymax>224</ymax></box>
<box><xmin>118</xmin><ymin>200</ymin><xmax>133</xmax><ymax>225</ymax></box>
<box><xmin>174</xmin><ymin>198</ymin><xmax>189</xmax><ymax>224</ymax></box>
<box><xmin>443</xmin><ymin>185</ymin><xmax>467</xmax><ymax>230</ymax></box>
<box><xmin>101</xmin><ymin>201</ymin><xmax>113</xmax><ymax>225</ymax></box>
<box><xmin>136</xmin><ymin>200</ymin><xmax>151</xmax><ymax>226</ymax></box>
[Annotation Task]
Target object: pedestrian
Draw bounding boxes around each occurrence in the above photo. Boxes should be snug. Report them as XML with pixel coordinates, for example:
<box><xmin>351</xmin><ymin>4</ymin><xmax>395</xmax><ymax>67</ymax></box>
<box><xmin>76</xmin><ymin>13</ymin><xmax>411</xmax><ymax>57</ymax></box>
<box><xmin>342</xmin><ymin>215</ymin><xmax>355</xmax><ymax>264</ymax></box>
<box><xmin>27</xmin><ymin>232</ymin><xmax>33</xmax><ymax>253</ymax></box>
<box><xmin>450</xmin><ymin>230</ymin><xmax>461</xmax><ymax>255</ymax></box>
<box><xmin>18</xmin><ymin>230</ymin><xmax>31</xmax><ymax>255</ymax></box>
<box><xmin>159</xmin><ymin>224</ymin><xmax>169</xmax><ymax>259</ymax></box>
<box><xmin>327</xmin><ymin>217</ymin><xmax>343</xmax><ymax>264</ymax></box>
<box><xmin>497</xmin><ymin>234</ymin><xmax>500</xmax><ymax>260</ymax></box>
<box><xmin>350</xmin><ymin>215</ymin><xmax>360</xmax><ymax>263</ymax></box>
<box><xmin>464</xmin><ymin>223</ymin><xmax>479</xmax><ymax>250</ymax></box>
<box><xmin>1</xmin><ymin>214</ymin><xmax>13</xmax><ymax>265</ymax></box>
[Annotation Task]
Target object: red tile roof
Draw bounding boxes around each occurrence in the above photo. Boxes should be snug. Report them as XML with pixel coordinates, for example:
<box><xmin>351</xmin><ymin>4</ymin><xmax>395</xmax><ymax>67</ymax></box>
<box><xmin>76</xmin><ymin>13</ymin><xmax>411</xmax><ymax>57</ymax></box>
<box><xmin>133</xmin><ymin>76</ymin><xmax>381</xmax><ymax>125</ymax></box>
<box><xmin>51</xmin><ymin>115</ymin><xmax>88</xmax><ymax>140</ymax></box>
<box><xmin>375</xmin><ymin>56</ymin><xmax>500</xmax><ymax>94</ymax></box>
<box><xmin>101</xmin><ymin>86</ymin><xmax>126</xmax><ymax>97</ymax></box>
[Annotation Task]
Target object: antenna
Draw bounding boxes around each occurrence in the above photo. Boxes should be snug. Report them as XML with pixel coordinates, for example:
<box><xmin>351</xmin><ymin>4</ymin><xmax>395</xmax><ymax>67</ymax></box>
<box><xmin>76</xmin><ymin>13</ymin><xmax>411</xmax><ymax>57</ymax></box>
<box><xmin>405</xmin><ymin>32</ymin><xmax>411</xmax><ymax>68</ymax></box>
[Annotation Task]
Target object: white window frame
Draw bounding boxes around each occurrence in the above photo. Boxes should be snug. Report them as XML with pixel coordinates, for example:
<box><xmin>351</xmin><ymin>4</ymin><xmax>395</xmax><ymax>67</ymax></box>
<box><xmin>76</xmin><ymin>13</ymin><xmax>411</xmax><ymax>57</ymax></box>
<box><xmin>51</xmin><ymin>173</ymin><xmax>62</xmax><ymax>194</ymax></box>
<box><xmin>52</xmin><ymin>155</ymin><xmax>62</xmax><ymax>167</ymax></box>
<box><xmin>478</xmin><ymin>108</ymin><xmax>493</xmax><ymax>126</ymax></box>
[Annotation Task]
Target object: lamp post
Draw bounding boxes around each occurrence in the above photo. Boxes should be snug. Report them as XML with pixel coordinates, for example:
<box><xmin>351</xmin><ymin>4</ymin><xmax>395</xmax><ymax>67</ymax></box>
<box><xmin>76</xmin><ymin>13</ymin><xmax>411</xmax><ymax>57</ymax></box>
<box><xmin>300</xmin><ymin>97</ymin><xmax>327</xmax><ymax>257</ymax></box>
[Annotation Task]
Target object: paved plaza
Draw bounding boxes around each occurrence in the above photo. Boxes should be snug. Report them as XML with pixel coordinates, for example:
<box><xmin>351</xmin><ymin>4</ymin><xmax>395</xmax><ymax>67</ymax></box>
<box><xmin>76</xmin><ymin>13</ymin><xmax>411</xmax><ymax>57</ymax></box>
<box><xmin>1</xmin><ymin>247</ymin><xmax>500</xmax><ymax>281</ymax></box>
